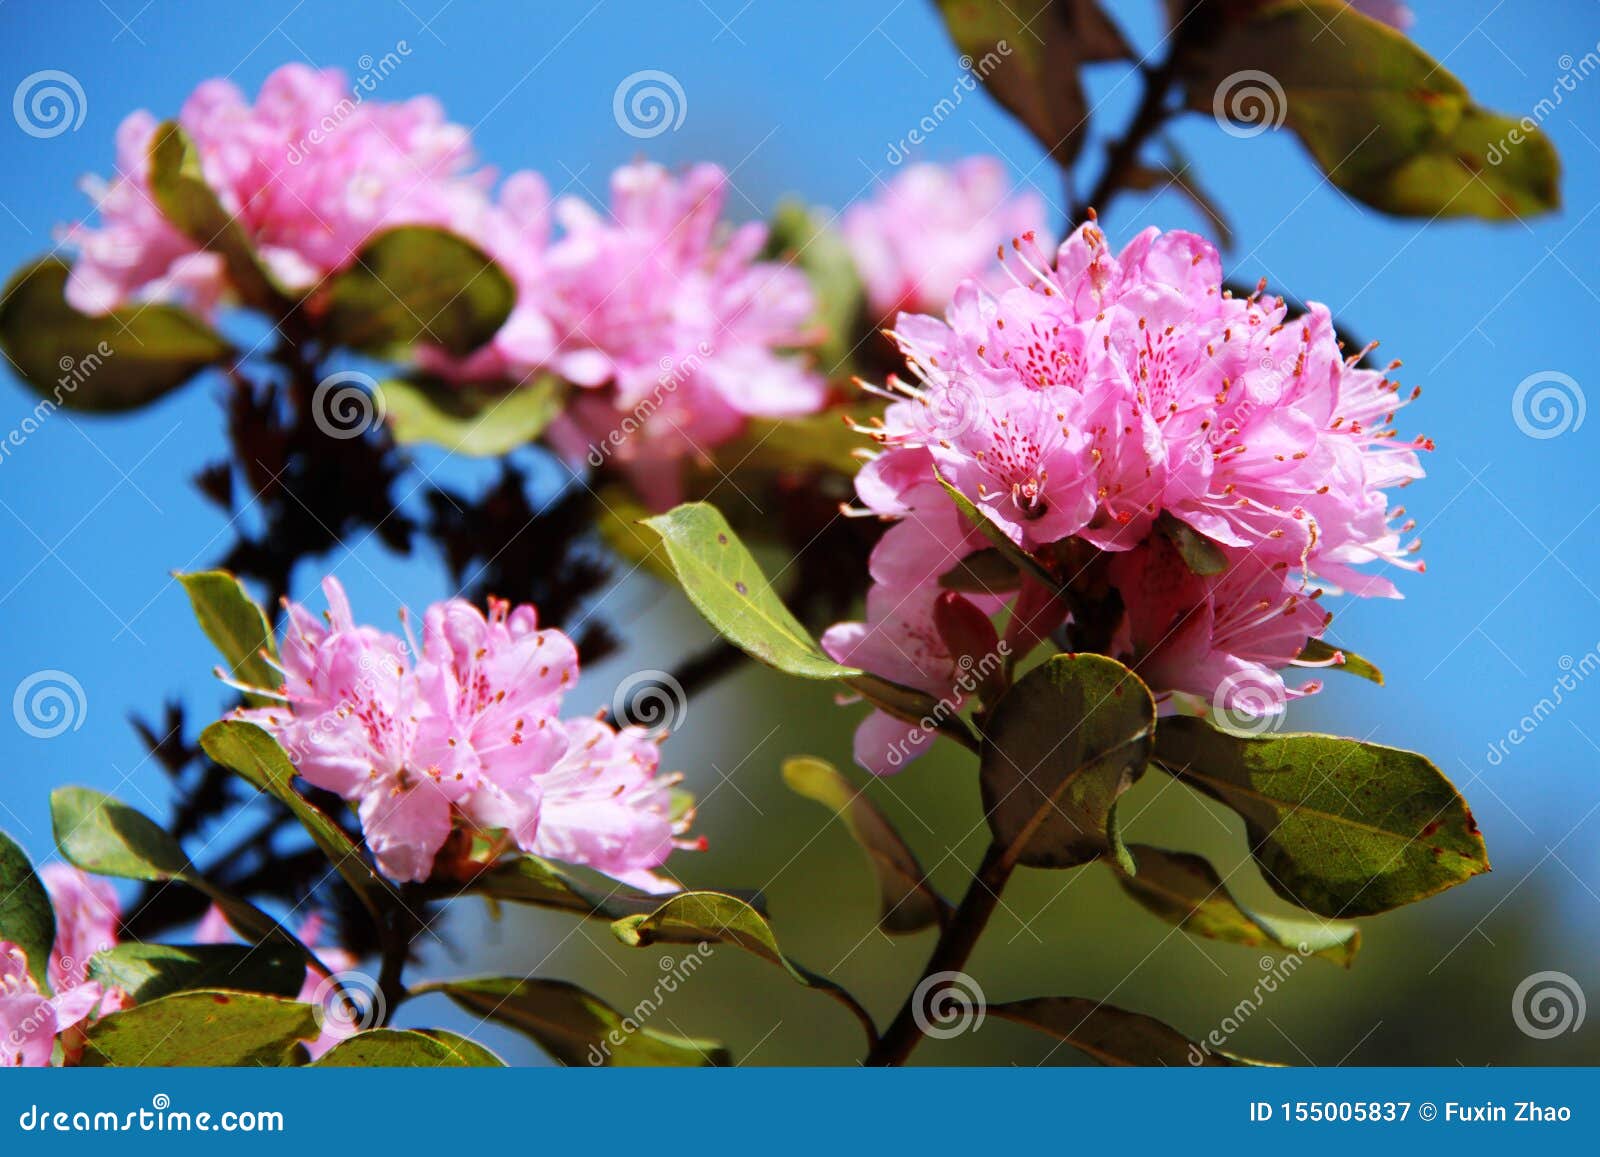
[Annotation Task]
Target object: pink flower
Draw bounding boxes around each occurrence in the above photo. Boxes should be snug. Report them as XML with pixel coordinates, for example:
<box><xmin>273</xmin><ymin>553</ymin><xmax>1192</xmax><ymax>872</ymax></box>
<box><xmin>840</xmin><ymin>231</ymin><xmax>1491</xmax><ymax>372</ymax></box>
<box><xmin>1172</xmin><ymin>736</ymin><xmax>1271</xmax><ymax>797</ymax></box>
<box><xmin>540</xmin><ymin>161</ymin><xmax>826</xmax><ymax>508</ymax></box>
<box><xmin>829</xmin><ymin>220</ymin><xmax>1427</xmax><ymax>766</ymax></box>
<box><xmin>822</xmin><ymin>585</ymin><xmax>999</xmax><ymax>775</ymax></box>
<box><xmin>1347</xmin><ymin>0</ymin><xmax>1412</xmax><ymax>31</ymax></box>
<box><xmin>63</xmin><ymin>64</ymin><xmax>486</xmax><ymax>314</ymax></box>
<box><xmin>40</xmin><ymin>864</ymin><xmax>121</xmax><ymax>992</ymax></box>
<box><xmin>0</xmin><ymin>866</ymin><xmax>121</xmax><ymax>1068</ymax></box>
<box><xmin>233</xmin><ymin>576</ymin><xmax>695</xmax><ymax>885</ymax></box>
<box><xmin>1109</xmin><ymin>536</ymin><xmax>1330</xmax><ymax>717</ymax></box>
<box><xmin>844</xmin><ymin>157</ymin><xmax>1050</xmax><ymax>319</ymax></box>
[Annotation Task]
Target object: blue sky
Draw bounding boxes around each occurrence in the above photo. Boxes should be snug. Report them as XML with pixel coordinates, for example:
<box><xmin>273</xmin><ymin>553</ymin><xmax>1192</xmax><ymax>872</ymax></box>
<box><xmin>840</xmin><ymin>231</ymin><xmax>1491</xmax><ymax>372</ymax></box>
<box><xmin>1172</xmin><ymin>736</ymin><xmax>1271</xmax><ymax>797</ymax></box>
<box><xmin>0</xmin><ymin>0</ymin><xmax>1596</xmax><ymax>1003</ymax></box>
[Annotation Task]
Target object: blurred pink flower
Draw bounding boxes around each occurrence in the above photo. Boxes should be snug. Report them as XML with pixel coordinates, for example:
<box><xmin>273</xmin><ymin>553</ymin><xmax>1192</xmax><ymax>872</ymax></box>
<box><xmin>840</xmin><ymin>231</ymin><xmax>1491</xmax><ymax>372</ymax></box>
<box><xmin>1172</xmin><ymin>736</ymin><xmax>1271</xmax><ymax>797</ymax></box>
<box><xmin>844</xmin><ymin>157</ymin><xmax>1049</xmax><ymax>319</ymax></box>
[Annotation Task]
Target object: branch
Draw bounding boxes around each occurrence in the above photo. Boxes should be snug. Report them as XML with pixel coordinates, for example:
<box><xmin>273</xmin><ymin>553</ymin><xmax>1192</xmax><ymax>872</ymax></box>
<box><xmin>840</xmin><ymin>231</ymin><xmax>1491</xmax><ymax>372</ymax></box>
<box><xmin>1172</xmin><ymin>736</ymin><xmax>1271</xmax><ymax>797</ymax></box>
<box><xmin>864</xmin><ymin>839</ymin><xmax>1015</xmax><ymax>1066</ymax></box>
<box><xmin>1072</xmin><ymin>47</ymin><xmax>1187</xmax><ymax>223</ymax></box>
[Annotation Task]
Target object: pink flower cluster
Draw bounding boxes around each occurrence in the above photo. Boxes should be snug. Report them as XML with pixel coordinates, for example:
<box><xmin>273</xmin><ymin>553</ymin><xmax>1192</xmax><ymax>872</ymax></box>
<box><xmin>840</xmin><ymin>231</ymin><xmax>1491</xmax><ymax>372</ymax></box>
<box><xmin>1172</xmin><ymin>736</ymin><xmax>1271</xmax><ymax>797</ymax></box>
<box><xmin>62</xmin><ymin>65</ymin><xmax>828</xmax><ymax>510</ymax></box>
<box><xmin>443</xmin><ymin>161</ymin><xmax>826</xmax><ymax>509</ymax></box>
<box><xmin>235</xmin><ymin>577</ymin><xmax>697</xmax><ymax>887</ymax></box>
<box><xmin>843</xmin><ymin>157</ymin><xmax>1049</xmax><ymax>321</ymax></box>
<box><xmin>1</xmin><ymin>866</ymin><xmax>124</xmax><ymax>1067</ymax></box>
<box><xmin>825</xmin><ymin>222</ymin><xmax>1426</xmax><ymax>773</ymax></box>
<box><xmin>63</xmin><ymin>64</ymin><xmax>484</xmax><ymax>315</ymax></box>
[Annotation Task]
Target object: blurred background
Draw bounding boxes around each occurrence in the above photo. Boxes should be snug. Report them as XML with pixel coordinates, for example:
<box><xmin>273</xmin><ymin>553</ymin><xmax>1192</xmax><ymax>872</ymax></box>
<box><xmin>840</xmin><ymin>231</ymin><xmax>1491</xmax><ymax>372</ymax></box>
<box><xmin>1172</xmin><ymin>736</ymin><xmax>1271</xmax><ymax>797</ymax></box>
<box><xmin>0</xmin><ymin>0</ymin><xmax>1596</xmax><ymax>1065</ymax></box>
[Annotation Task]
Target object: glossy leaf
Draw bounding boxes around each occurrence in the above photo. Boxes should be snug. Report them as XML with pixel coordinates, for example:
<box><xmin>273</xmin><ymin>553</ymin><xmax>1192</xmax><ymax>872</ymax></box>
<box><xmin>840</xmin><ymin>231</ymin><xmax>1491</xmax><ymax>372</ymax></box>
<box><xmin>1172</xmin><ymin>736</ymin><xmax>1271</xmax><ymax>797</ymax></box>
<box><xmin>782</xmin><ymin>756</ymin><xmax>948</xmax><ymax>933</ymax></box>
<box><xmin>428</xmin><ymin>977</ymin><xmax>728</xmax><ymax>1067</ymax></box>
<box><xmin>200</xmin><ymin>720</ymin><xmax>394</xmax><ymax>922</ymax></box>
<box><xmin>0</xmin><ymin>829</ymin><xmax>55</xmax><ymax>989</ymax></box>
<box><xmin>1154</xmin><ymin>716</ymin><xmax>1489</xmax><ymax>916</ymax></box>
<box><xmin>51</xmin><ymin>786</ymin><xmax>315</xmax><ymax>961</ymax></box>
<box><xmin>1297</xmin><ymin>638</ymin><xmax>1383</xmax><ymax>685</ymax></box>
<box><xmin>640</xmin><ymin>503</ymin><xmax>859</xmax><ymax>679</ymax></box>
<box><xmin>990</xmin><ymin>996</ymin><xmax>1236</xmax><ymax>1066</ymax></box>
<box><xmin>313</xmin><ymin>1028</ymin><xmax>505</xmax><ymax>1067</ymax></box>
<box><xmin>438</xmin><ymin>852</ymin><xmax>764</xmax><ymax>922</ymax></box>
<box><xmin>1115</xmin><ymin>844</ymin><xmax>1360</xmax><ymax>967</ymax></box>
<box><xmin>980</xmin><ymin>654</ymin><xmax>1156</xmax><ymax>869</ymax></box>
<box><xmin>177</xmin><ymin>570</ymin><xmax>278</xmax><ymax>701</ymax></box>
<box><xmin>934</xmin><ymin>469</ymin><xmax>1058</xmax><ymax>590</ymax></box>
<box><xmin>148</xmin><ymin>120</ymin><xmax>289</xmax><ymax>311</ymax></box>
<box><xmin>0</xmin><ymin>258</ymin><xmax>230</xmax><ymax>411</ymax></box>
<box><xmin>322</xmin><ymin>226</ymin><xmax>515</xmax><ymax>356</ymax></box>
<box><xmin>611</xmin><ymin>891</ymin><xmax>877</xmax><ymax>1045</ymax></box>
<box><xmin>87</xmin><ymin>942</ymin><xmax>307</xmax><ymax>1004</ymax></box>
<box><xmin>380</xmin><ymin>375</ymin><xmax>564</xmax><ymax>457</ymax></box>
<box><xmin>1186</xmin><ymin>0</ymin><xmax>1559</xmax><ymax>219</ymax></box>
<box><xmin>82</xmin><ymin>990</ymin><xmax>318</xmax><ymax>1067</ymax></box>
<box><xmin>939</xmin><ymin>548</ymin><xmax>1022</xmax><ymax>596</ymax></box>
<box><xmin>934</xmin><ymin>0</ymin><xmax>1130</xmax><ymax>166</ymax></box>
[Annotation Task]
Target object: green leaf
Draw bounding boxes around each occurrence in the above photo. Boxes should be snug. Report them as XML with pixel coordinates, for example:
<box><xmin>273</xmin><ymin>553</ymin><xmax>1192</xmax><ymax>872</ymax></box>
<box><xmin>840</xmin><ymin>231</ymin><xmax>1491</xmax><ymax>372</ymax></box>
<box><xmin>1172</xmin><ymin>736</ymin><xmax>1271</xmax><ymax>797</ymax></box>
<box><xmin>52</xmin><ymin>785</ymin><xmax>191</xmax><ymax>881</ymax></box>
<box><xmin>430</xmin><ymin>851</ymin><xmax>760</xmax><ymax>923</ymax></box>
<box><xmin>0</xmin><ymin>258</ymin><xmax>230</xmax><ymax>411</ymax></box>
<box><xmin>1154</xmin><ymin>716</ymin><xmax>1490</xmax><ymax>916</ymax></box>
<box><xmin>82</xmin><ymin>990</ymin><xmax>317</xmax><ymax>1067</ymax></box>
<box><xmin>939</xmin><ymin>548</ymin><xmax>1022</xmax><ymax>596</ymax></box>
<box><xmin>312</xmin><ymin>1028</ymin><xmax>506</xmax><ymax>1067</ymax></box>
<box><xmin>1156</xmin><ymin>512</ymin><xmax>1228</xmax><ymax>577</ymax></box>
<box><xmin>87</xmin><ymin>942</ymin><xmax>307</xmax><ymax>1004</ymax></box>
<box><xmin>990</xmin><ymin>997</ymin><xmax>1239</xmax><ymax>1066</ymax></box>
<box><xmin>147</xmin><ymin>120</ymin><xmax>290</xmax><ymax>311</ymax></box>
<box><xmin>51</xmin><ymin>786</ymin><xmax>317</xmax><ymax>963</ymax></box>
<box><xmin>427</xmin><ymin>977</ymin><xmax>729</xmax><ymax>1067</ymax></box>
<box><xmin>640</xmin><ymin>503</ymin><xmax>859</xmax><ymax>680</ymax></box>
<box><xmin>0</xmin><ymin>829</ymin><xmax>55</xmax><ymax>990</ymax></box>
<box><xmin>762</xmin><ymin>200</ymin><xmax>864</xmax><ymax>372</ymax></box>
<box><xmin>611</xmin><ymin>891</ymin><xmax>877</xmax><ymax>1046</ymax></box>
<box><xmin>782</xmin><ymin>756</ymin><xmax>948</xmax><ymax>933</ymax></box>
<box><xmin>1297</xmin><ymin>638</ymin><xmax>1383</xmax><ymax>685</ymax></box>
<box><xmin>711</xmin><ymin>407</ymin><xmax>876</xmax><ymax>478</ymax></box>
<box><xmin>934</xmin><ymin>469</ymin><xmax>1059</xmax><ymax>590</ymax></box>
<box><xmin>980</xmin><ymin>654</ymin><xmax>1156</xmax><ymax>869</ymax></box>
<box><xmin>380</xmin><ymin>374</ymin><xmax>564</xmax><ymax>457</ymax></box>
<box><xmin>933</xmin><ymin>0</ymin><xmax>1130</xmax><ymax>166</ymax></box>
<box><xmin>322</xmin><ymin>226</ymin><xmax>515</xmax><ymax>357</ymax></box>
<box><xmin>1114</xmin><ymin>844</ymin><xmax>1360</xmax><ymax>967</ymax></box>
<box><xmin>177</xmin><ymin>570</ymin><xmax>278</xmax><ymax>701</ymax></box>
<box><xmin>200</xmin><ymin>720</ymin><xmax>394</xmax><ymax>922</ymax></box>
<box><xmin>1186</xmin><ymin>0</ymin><xmax>1559</xmax><ymax>219</ymax></box>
